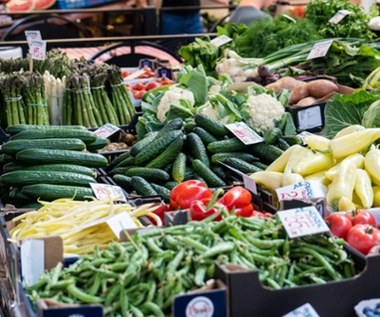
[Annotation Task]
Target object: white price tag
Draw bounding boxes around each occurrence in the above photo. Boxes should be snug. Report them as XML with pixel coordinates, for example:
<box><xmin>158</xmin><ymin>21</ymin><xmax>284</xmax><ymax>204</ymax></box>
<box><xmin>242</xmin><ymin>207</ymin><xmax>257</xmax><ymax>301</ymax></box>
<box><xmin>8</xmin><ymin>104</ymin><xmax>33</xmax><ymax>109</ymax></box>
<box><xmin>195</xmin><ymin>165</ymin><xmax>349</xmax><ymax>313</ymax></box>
<box><xmin>329</xmin><ymin>10</ymin><xmax>352</xmax><ymax>24</ymax></box>
<box><xmin>278</xmin><ymin>206</ymin><xmax>330</xmax><ymax>238</ymax></box>
<box><xmin>21</xmin><ymin>240</ymin><xmax>45</xmax><ymax>286</ymax></box>
<box><xmin>307</xmin><ymin>40</ymin><xmax>334</xmax><ymax>60</ymax></box>
<box><xmin>90</xmin><ymin>183</ymin><xmax>127</xmax><ymax>202</ymax></box>
<box><xmin>225</xmin><ymin>122</ymin><xmax>263</xmax><ymax>145</ymax></box>
<box><xmin>297</xmin><ymin>131</ymin><xmax>314</xmax><ymax>145</ymax></box>
<box><xmin>29</xmin><ymin>40</ymin><xmax>46</xmax><ymax>61</ymax></box>
<box><xmin>297</xmin><ymin>106</ymin><xmax>322</xmax><ymax>130</ymax></box>
<box><xmin>94</xmin><ymin>123</ymin><xmax>120</xmax><ymax>138</ymax></box>
<box><xmin>25</xmin><ymin>30</ymin><xmax>42</xmax><ymax>46</ymax></box>
<box><xmin>276</xmin><ymin>181</ymin><xmax>326</xmax><ymax>202</ymax></box>
<box><xmin>282</xmin><ymin>303</ymin><xmax>320</xmax><ymax>317</ymax></box>
<box><xmin>211</xmin><ymin>35</ymin><xmax>233</xmax><ymax>48</ymax></box>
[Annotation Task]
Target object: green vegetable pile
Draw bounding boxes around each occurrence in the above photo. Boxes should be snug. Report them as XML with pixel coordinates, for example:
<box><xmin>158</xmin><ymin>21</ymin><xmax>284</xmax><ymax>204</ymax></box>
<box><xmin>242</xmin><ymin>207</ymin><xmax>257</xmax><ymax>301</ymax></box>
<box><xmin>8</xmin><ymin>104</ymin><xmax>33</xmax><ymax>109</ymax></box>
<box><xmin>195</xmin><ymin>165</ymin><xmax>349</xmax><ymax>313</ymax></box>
<box><xmin>28</xmin><ymin>215</ymin><xmax>357</xmax><ymax>317</ymax></box>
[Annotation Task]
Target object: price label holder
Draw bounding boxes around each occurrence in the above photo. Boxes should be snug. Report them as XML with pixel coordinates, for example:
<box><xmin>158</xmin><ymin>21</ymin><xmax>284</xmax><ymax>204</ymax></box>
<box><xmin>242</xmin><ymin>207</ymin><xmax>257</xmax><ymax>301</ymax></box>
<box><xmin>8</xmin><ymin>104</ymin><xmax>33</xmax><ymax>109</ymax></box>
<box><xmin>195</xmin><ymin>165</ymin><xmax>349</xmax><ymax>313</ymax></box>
<box><xmin>25</xmin><ymin>30</ymin><xmax>42</xmax><ymax>45</ymax></box>
<box><xmin>282</xmin><ymin>303</ymin><xmax>320</xmax><ymax>317</ymax></box>
<box><xmin>278</xmin><ymin>206</ymin><xmax>329</xmax><ymax>238</ymax></box>
<box><xmin>94</xmin><ymin>123</ymin><xmax>121</xmax><ymax>139</ymax></box>
<box><xmin>218</xmin><ymin>162</ymin><xmax>257</xmax><ymax>195</ymax></box>
<box><xmin>90</xmin><ymin>183</ymin><xmax>127</xmax><ymax>202</ymax></box>
<box><xmin>139</xmin><ymin>58</ymin><xmax>155</xmax><ymax>69</ymax></box>
<box><xmin>156</xmin><ymin>66</ymin><xmax>173</xmax><ymax>80</ymax></box>
<box><xmin>37</xmin><ymin>302</ymin><xmax>103</xmax><ymax>317</ymax></box>
<box><xmin>329</xmin><ymin>10</ymin><xmax>352</xmax><ymax>25</ymax></box>
<box><xmin>210</xmin><ymin>35</ymin><xmax>233</xmax><ymax>48</ymax></box>
<box><xmin>225</xmin><ymin>122</ymin><xmax>264</xmax><ymax>145</ymax></box>
<box><xmin>307</xmin><ymin>40</ymin><xmax>334</xmax><ymax>60</ymax></box>
<box><xmin>297</xmin><ymin>105</ymin><xmax>323</xmax><ymax>131</ymax></box>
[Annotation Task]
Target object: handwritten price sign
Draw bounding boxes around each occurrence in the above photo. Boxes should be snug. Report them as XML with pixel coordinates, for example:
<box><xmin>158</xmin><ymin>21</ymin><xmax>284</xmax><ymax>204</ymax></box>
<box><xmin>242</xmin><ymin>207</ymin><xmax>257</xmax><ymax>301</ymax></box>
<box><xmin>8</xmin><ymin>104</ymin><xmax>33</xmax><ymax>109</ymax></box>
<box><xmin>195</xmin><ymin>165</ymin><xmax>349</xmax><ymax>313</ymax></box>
<box><xmin>94</xmin><ymin>123</ymin><xmax>120</xmax><ymax>138</ymax></box>
<box><xmin>29</xmin><ymin>40</ymin><xmax>46</xmax><ymax>61</ymax></box>
<box><xmin>90</xmin><ymin>183</ymin><xmax>127</xmax><ymax>202</ymax></box>
<box><xmin>225</xmin><ymin>122</ymin><xmax>263</xmax><ymax>145</ymax></box>
<box><xmin>276</xmin><ymin>181</ymin><xmax>326</xmax><ymax>202</ymax></box>
<box><xmin>307</xmin><ymin>40</ymin><xmax>333</xmax><ymax>60</ymax></box>
<box><xmin>25</xmin><ymin>30</ymin><xmax>42</xmax><ymax>46</ymax></box>
<box><xmin>329</xmin><ymin>10</ymin><xmax>352</xmax><ymax>25</ymax></box>
<box><xmin>277</xmin><ymin>206</ymin><xmax>329</xmax><ymax>238</ymax></box>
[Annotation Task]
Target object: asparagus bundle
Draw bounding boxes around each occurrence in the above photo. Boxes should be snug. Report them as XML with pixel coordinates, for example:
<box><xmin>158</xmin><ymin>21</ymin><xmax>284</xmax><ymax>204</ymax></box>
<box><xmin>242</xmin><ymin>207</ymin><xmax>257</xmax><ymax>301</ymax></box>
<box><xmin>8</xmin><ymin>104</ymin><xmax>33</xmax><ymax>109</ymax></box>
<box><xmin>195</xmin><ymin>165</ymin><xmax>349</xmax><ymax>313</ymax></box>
<box><xmin>44</xmin><ymin>70</ymin><xmax>65</xmax><ymax>125</ymax></box>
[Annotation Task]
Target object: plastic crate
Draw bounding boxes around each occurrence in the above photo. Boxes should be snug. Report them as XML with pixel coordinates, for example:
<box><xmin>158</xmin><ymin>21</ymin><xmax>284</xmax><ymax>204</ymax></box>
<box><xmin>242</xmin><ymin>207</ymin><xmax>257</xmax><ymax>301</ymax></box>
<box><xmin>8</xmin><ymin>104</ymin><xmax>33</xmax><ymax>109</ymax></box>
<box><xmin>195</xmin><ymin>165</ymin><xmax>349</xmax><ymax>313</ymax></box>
<box><xmin>56</xmin><ymin>0</ymin><xmax>115</xmax><ymax>9</ymax></box>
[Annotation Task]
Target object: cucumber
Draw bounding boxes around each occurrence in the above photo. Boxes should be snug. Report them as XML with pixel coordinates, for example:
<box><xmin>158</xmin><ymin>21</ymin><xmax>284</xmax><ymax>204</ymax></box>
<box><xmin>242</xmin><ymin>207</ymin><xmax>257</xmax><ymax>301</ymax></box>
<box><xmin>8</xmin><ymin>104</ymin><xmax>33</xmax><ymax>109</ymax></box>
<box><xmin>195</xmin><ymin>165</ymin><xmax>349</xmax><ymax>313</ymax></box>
<box><xmin>160</xmin><ymin>118</ymin><xmax>183</xmax><ymax>134</ymax></box>
<box><xmin>113</xmin><ymin>156</ymin><xmax>135</xmax><ymax>169</ymax></box>
<box><xmin>184</xmin><ymin>166</ymin><xmax>195</xmax><ymax>181</ymax></box>
<box><xmin>107</xmin><ymin>150</ymin><xmax>131</xmax><ymax>170</ymax></box>
<box><xmin>264</xmin><ymin>128</ymin><xmax>282</xmax><ymax>144</ymax></box>
<box><xmin>276</xmin><ymin>138</ymin><xmax>290</xmax><ymax>151</ymax></box>
<box><xmin>145</xmin><ymin>135</ymin><xmax>184</xmax><ymax>169</ymax></box>
<box><xmin>3</xmin><ymin>162</ymin><xmax>25</xmax><ymax>173</ymax></box>
<box><xmin>208</xmin><ymin>138</ymin><xmax>246</xmax><ymax>153</ymax></box>
<box><xmin>2</xmin><ymin>138</ymin><xmax>86</xmax><ymax>156</ymax></box>
<box><xmin>110</xmin><ymin>166</ymin><xmax>138</xmax><ymax>176</ymax></box>
<box><xmin>0</xmin><ymin>170</ymin><xmax>96</xmax><ymax>187</ymax></box>
<box><xmin>6</xmin><ymin>124</ymin><xmax>87</xmax><ymax>135</ymax></box>
<box><xmin>164</xmin><ymin>181</ymin><xmax>180</xmax><ymax>190</ymax></box>
<box><xmin>10</xmin><ymin>129</ymin><xmax>97</xmax><ymax>144</ymax></box>
<box><xmin>211</xmin><ymin>152</ymin><xmax>257</xmax><ymax>164</ymax></box>
<box><xmin>9</xmin><ymin>187</ymin><xmax>34</xmax><ymax>203</ymax></box>
<box><xmin>16</xmin><ymin>149</ymin><xmax>108</xmax><ymax>167</ymax></box>
<box><xmin>194</xmin><ymin>114</ymin><xmax>228</xmax><ymax>137</ymax></box>
<box><xmin>251</xmin><ymin>161</ymin><xmax>268</xmax><ymax>170</ymax></box>
<box><xmin>224</xmin><ymin>158</ymin><xmax>262</xmax><ymax>174</ymax></box>
<box><xmin>192</xmin><ymin>159</ymin><xmax>226</xmax><ymax>187</ymax></box>
<box><xmin>131</xmin><ymin>176</ymin><xmax>158</xmax><ymax>196</ymax></box>
<box><xmin>193</xmin><ymin>127</ymin><xmax>219</xmax><ymax>145</ymax></box>
<box><xmin>21</xmin><ymin>184</ymin><xmax>94</xmax><ymax>201</ymax></box>
<box><xmin>187</xmin><ymin>132</ymin><xmax>210</xmax><ymax>167</ymax></box>
<box><xmin>20</xmin><ymin>164</ymin><xmax>96</xmax><ymax>178</ymax></box>
<box><xmin>183</xmin><ymin>121</ymin><xmax>196</xmax><ymax>133</ymax></box>
<box><xmin>249</xmin><ymin>143</ymin><xmax>284</xmax><ymax>164</ymax></box>
<box><xmin>211</xmin><ymin>164</ymin><xmax>226</xmax><ymax>180</ymax></box>
<box><xmin>135</xmin><ymin>130</ymin><xmax>182</xmax><ymax>165</ymax></box>
<box><xmin>112</xmin><ymin>174</ymin><xmax>133</xmax><ymax>192</ymax></box>
<box><xmin>151</xmin><ymin>183</ymin><xmax>170</xmax><ymax>202</ymax></box>
<box><xmin>172</xmin><ymin>152</ymin><xmax>187</xmax><ymax>182</ymax></box>
<box><xmin>20</xmin><ymin>202</ymin><xmax>43</xmax><ymax>210</ymax></box>
<box><xmin>0</xmin><ymin>154</ymin><xmax>5</xmax><ymax>166</ymax></box>
<box><xmin>126</xmin><ymin>168</ymin><xmax>170</xmax><ymax>183</ymax></box>
<box><xmin>282</xmin><ymin>135</ymin><xmax>303</xmax><ymax>146</ymax></box>
<box><xmin>130</xmin><ymin>132</ymin><xmax>159</xmax><ymax>157</ymax></box>
<box><xmin>87</xmin><ymin>137</ymin><xmax>110</xmax><ymax>152</ymax></box>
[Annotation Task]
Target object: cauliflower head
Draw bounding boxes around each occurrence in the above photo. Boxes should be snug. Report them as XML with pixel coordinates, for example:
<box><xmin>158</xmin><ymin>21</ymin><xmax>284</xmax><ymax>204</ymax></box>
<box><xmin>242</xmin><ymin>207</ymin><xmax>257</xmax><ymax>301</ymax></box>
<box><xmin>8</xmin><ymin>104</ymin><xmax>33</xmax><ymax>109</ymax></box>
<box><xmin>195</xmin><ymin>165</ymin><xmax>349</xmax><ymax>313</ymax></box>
<box><xmin>156</xmin><ymin>86</ymin><xmax>195</xmax><ymax>122</ymax></box>
<box><xmin>245</xmin><ymin>93</ymin><xmax>285</xmax><ymax>131</ymax></box>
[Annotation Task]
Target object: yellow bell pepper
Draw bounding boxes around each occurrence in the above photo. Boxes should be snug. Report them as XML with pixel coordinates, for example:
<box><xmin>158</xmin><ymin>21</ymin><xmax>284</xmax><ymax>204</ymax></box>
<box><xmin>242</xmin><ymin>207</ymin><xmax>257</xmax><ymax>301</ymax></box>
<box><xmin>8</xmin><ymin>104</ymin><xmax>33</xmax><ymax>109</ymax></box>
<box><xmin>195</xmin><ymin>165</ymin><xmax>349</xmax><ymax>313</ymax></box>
<box><xmin>304</xmin><ymin>134</ymin><xmax>330</xmax><ymax>153</ymax></box>
<box><xmin>284</xmin><ymin>145</ymin><xmax>314</xmax><ymax>174</ymax></box>
<box><xmin>372</xmin><ymin>186</ymin><xmax>380</xmax><ymax>207</ymax></box>
<box><xmin>329</xmin><ymin>128</ymin><xmax>380</xmax><ymax>159</ymax></box>
<box><xmin>325</xmin><ymin>153</ymin><xmax>364</xmax><ymax>181</ymax></box>
<box><xmin>354</xmin><ymin>169</ymin><xmax>373</xmax><ymax>209</ymax></box>
<box><xmin>266</xmin><ymin>145</ymin><xmax>296</xmax><ymax>172</ymax></box>
<box><xmin>293</xmin><ymin>152</ymin><xmax>334</xmax><ymax>176</ymax></box>
<box><xmin>334</xmin><ymin>124</ymin><xmax>365</xmax><ymax>139</ymax></box>
<box><xmin>282</xmin><ymin>173</ymin><xmax>304</xmax><ymax>187</ymax></box>
<box><xmin>305</xmin><ymin>171</ymin><xmax>331</xmax><ymax>186</ymax></box>
<box><xmin>364</xmin><ymin>147</ymin><xmax>380</xmax><ymax>186</ymax></box>
<box><xmin>249</xmin><ymin>171</ymin><xmax>283</xmax><ymax>192</ymax></box>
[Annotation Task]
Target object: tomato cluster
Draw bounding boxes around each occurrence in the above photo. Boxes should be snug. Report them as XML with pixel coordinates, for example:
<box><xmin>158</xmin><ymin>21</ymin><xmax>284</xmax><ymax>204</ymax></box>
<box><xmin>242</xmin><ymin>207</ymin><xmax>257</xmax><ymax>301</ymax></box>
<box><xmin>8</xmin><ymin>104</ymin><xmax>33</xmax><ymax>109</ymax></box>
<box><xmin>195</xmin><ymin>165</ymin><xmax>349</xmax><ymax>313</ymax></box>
<box><xmin>122</xmin><ymin>66</ymin><xmax>156</xmax><ymax>79</ymax></box>
<box><xmin>326</xmin><ymin>210</ymin><xmax>380</xmax><ymax>255</ymax></box>
<box><xmin>127</xmin><ymin>77</ymin><xmax>174</xmax><ymax>100</ymax></box>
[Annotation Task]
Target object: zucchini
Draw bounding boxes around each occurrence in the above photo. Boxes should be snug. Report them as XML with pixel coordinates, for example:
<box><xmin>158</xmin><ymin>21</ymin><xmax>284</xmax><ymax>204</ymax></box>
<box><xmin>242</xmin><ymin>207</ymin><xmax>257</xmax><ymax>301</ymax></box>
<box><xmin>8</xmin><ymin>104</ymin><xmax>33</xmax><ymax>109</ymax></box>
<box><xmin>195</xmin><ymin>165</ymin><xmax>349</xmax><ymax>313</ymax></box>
<box><xmin>276</xmin><ymin>138</ymin><xmax>291</xmax><ymax>151</ymax></box>
<box><xmin>145</xmin><ymin>135</ymin><xmax>184</xmax><ymax>169</ymax></box>
<box><xmin>151</xmin><ymin>183</ymin><xmax>170</xmax><ymax>202</ymax></box>
<box><xmin>164</xmin><ymin>181</ymin><xmax>180</xmax><ymax>190</ymax></box>
<box><xmin>112</xmin><ymin>174</ymin><xmax>133</xmax><ymax>192</ymax></box>
<box><xmin>208</xmin><ymin>138</ymin><xmax>246</xmax><ymax>153</ymax></box>
<box><xmin>135</xmin><ymin>130</ymin><xmax>182</xmax><ymax>165</ymax></box>
<box><xmin>0</xmin><ymin>170</ymin><xmax>96</xmax><ymax>187</ymax></box>
<box><xmin>130</xmin><ymin>132</ymin><xmax>159</xmax><ymax>157</ymax></box>
<box><xmin>21</xmin><ymin>184</ymin><xmax>94</xmax><ymax>201</ymax></box>
<box><xmin>264</xmin><ymin>128</ymin><xmax>282</xmax><ymax>145</ymax></box>
<box><xmin>126</xmin><ymin>168</ymin><xmax>170</xmax><ymax>183</ymax></box>
<box><xmin>172</xmin><ymin>152</ymin><xmax>187</xmax><ymax>182</ymax></box>
<box><xmin>2</xmin><ymin>138</ymin><xmax>86</xmax><ymax>156</ymax></box>
<box><xmin>131</xmin><ymin>176</ymin><xmax>158</xmax><ymax>197</ymax></box>
<box><xmin>16</xmin><ymin>149</ymin><xmax>108</xmax><ymax>168</ymax></box>
<box><xmin>187</xmin><ymin>132</ymin><xmax>210</xmax><ymax>167</ymax></box>
<box><xmin>6</xmin><ymin>124</ymin><xmax>87</xmax><ymax>135</ymax></box>
<box><xmin>87</xmin><ymin>137</ymin><xmax>110</xmax><ymax>152</ymax></box>
<box><xmin>20</xmin><ymin>164</ymin><xmax>96</xmax><ymax>178</ymax></box>
<box><xmin>211</xmin><ymin>152</ymin><xmax>257</xmax><ymax>164</ymax></box>
<box><xmin>160</xmin><ymin>118</ymin><xmax>183</xmax><ymax>134</ymax></box>
<box><xmin>192</xmin><ymin>159</ymin><xmax>226</xmax><ymax>187</ymax></box>
<box><xmin>224</xmin><ymin>158</ymin><xmax>262</xmax><ymax>174</ymax></box>
<box><xmin>10</xmin><ymin>129</ymin><xmax>97</xmax><ymax>144</ymax></box>
<box><xmin>193</xmin><ymin>127</ymin><xmax>219</xmax><ymax>145</ymax></box>
<box><xmin>249</xmin><ymin>143</ymin><xmax>284</xmax><ymax>164</ymax></box>
<box><xmin>194</xmin><ymin>114</ymin><xmax>228</xmax><ymax>137</ymax></box>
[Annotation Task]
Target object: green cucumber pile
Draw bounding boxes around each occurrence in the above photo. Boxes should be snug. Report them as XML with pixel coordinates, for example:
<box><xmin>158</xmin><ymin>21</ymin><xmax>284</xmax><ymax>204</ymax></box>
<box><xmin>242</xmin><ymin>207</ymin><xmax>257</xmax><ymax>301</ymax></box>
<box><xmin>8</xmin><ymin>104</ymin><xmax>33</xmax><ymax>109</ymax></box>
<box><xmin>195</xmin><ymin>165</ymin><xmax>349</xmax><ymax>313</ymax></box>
<box><xmin>28</xmin><ymin>215</ymin><xmax>357</xmax><ymax>317</ymax></box>
<box><xmin>110</xmin><ymin>114</ymin><xmax>297</xmax><ymax>201</ymax></box>
<box><xmin>0</xmin><ymin>124</ymin><xmax>109</xmax><ymax>207</ymax></box>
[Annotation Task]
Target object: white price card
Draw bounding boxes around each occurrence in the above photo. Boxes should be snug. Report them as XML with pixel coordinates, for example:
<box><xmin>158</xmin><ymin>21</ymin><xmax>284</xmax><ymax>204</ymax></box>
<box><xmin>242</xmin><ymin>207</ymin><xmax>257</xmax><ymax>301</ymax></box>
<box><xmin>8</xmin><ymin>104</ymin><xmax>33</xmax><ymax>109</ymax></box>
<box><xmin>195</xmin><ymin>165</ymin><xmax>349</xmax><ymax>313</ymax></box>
<box><xmin>282</xmin><ymin>303</ymin><xmax>320</xmax><ymax>317</ymax></box>
<box><xmin>297</xmin><ymin>131</ymin><xmax>314</xmax><ymax>145</ymax></box>
<box><xmin>277</xmin><ymin>206</ymin><xmax>330</xmax><ymax>238</ymax></box>
<box><xmin>307</xmin><ymin>40</ymin><xmax>334</xmax><ymax>60</ymax></box>
<box><xmin>276</xmin><ymin>180</ymin><xmax>326</xmax><ymax>202</ymax></box>
<box><xmin>90</xmin><ymin>183</ymin><xmax>127</xmax><ymax>202</ymax></box>
<box><xmin>225</xmin><ymin>122</ymin><xmax>264</xmax><ymax>145</ymax></box>
<box><xmin>329</xmin><ymin>10</ymin><xmax>352</xmax><ymax>25</ymax></box>
<box><xmin>25</xmin><ymin>30</ymin><xmax>42</xmax><ymax>46</ymax></box>
<box><xmin>29</xmin><ymin>40</ymin><xmax>46</xmax><ymax>61</ymax></box>
<box><xmin>21</xmin><ymin>239</ymin><xmax>45</xmax><ymax>286</ymax></box>
<box><xmin>94</xmin><ymin>123</ymin><xmax>120</xmax><ymax>138</ymax></box>
<box><xmin>211</xmin><ymin>35</ymin><xmax>233</xmax><ymax>48</ymax></box>
<box><xmin>297</xmin><ymin>106</ymin><xmax>322</xmax><ymax>130</ymax></box>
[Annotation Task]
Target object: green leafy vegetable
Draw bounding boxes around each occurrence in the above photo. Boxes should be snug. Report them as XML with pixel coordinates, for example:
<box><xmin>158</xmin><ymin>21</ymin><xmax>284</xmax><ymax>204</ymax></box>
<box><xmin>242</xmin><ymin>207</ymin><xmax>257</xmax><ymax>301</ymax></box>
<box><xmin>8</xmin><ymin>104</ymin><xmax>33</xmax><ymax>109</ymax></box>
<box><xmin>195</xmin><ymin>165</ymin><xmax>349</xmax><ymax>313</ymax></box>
<box><xmin>362</xmin><ymin>100</ymin><xmax>380</xmax><ymax>128</ymax></box>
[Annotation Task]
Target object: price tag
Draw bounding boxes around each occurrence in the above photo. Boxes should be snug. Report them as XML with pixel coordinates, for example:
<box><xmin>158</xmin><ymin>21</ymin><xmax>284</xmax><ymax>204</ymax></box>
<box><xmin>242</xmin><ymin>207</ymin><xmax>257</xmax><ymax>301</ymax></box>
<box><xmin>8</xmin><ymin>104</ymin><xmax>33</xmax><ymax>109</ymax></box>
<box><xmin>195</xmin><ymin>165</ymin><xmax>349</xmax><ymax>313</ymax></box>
<box><xmin>211</xmin><ymin>35</ymin><xmax>233</xmax><ymax>48</ymax></box>
<box><xmin>25</xmin><ymin>30</ymin><xmax>42</xmax><ymax>46</ymax></box>
<box><xmin>307</xmin><ymin>40</ymin><xmax>334</xmax><ymax>60</ymax></box>
<box><xmin>297</xmin><ymin>131</ymin><xmax>314</xmax><ymax>145</ymax></box>
<box><xmin>139</xmin><ymin>59</ymin><xmax>154</xmax><ymax>69</ymax></box>
<box><xmin>297</xmin><ymin>106</ymin><xmax>322</xmax><ymax>130</ymax></box>
<box><xmin>156</xmin><ymin>67</ymin><xmax>172</xmax><ymax>79</ymax></box>
<box><xmin>282</xmin><ymin>303</ymin><xmax>320</xmax><ymax>317</ymax></box>
<box><xmin>90</xmin><ymin>183</ymin><xmax>127</xmax><ymax>202</ymax></box>
<box><xmin>29</xmin><ymin>40</ymin><xmax>46</xmax><ymax>61</ymax></box>
<box><xmin>276</xmin><ymin>180</ymin><xmax>326</xmax><ymax>202</ymax></box>
<box><xmin>21</xmin><ymin>240</ymin><xmax>44</xmax><ymax>286</ymax></box>
<box><xmin>278</xmin><ymin>206</ymin><xmax>330</xmax><ymax>238</ymax></box>
<box><xmin>124</xmin><ymin>69</ymin><xmax>146</xmax><ymax>81</ymax></box>
<box><xmin>329</xmin><ymin>10</ymin><xmax>352</xmax><ymax>24</ymax></box>
<box><xmin>218</xmin><ymin>162</ymin><xmax>257</xmax><ymax>194</ymax></box>
<box><xmin>94</xmin><ymin>123</ymin><xmax>120</xmax><ymax>139</ymax></box>
<box><xmin>225</xmin><ymin>122</ymin><xmax>264</xmax><ymax>145</ymax></box>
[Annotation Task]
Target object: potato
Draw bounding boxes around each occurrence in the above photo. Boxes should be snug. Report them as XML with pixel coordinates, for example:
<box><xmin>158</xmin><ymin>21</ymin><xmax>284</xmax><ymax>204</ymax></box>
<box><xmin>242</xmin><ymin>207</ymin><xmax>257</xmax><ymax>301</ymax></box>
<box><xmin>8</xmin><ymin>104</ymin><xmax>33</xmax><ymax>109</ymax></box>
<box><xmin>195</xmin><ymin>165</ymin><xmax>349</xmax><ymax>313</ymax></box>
<box><xmin>296</xmin><ymin>97</ymin><xmax>318</xmax><ymax>107</ymax></box>
<box><xmin>266</xmin><ymin>77</ymin><xmax>305</xmax><ymax>93</ymax></box>
<box><xmin>289</xmin><ymin>85</ymin><xmax>309</xmax><ymax>105</ymax></box>
<box><xmin>306</xmin><ymin>79</ymin><xmax>339</xmax><ymax>99</ymax></box>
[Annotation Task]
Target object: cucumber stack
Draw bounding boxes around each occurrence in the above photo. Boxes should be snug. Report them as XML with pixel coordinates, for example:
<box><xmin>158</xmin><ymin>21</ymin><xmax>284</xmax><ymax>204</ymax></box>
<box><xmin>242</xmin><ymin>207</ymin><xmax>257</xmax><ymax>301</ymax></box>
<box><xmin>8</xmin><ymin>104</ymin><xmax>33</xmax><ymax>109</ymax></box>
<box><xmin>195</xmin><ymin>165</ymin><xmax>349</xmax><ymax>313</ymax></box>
<box><xmin>110</xmin><ymin>115</ymin><xmax>295</xmax><ymax>202</ymax></box>
<box><xmin>0</xmin><ymin>124</ymin><xmax>109</xmax><ymax>207</ymax></box>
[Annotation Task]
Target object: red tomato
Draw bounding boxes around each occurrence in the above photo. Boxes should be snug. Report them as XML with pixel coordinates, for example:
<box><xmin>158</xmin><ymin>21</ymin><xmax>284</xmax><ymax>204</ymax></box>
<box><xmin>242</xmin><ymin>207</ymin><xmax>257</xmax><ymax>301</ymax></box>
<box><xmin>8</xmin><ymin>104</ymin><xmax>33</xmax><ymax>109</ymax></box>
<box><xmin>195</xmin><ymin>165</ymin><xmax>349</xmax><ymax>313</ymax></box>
<box><xmin>346</xmin><ymin>224</ymin><xmax>380</xmax><ymax>255</ymax></box>
<box><xmin>132</xmin><ymin>89</ymin><xmax>145</xmax><ymax>99</ymax></box>
<box><xmin>350</xmin><ymin>210</ymin><xmax>376</xmax><ymax>226</ymax></box>
<box><xmin>122</xmin><ymin>70</ymin><xmax>130</xmax><ymax>78</ymax></box>
<box><xmin>325</xmin><ymin>213</ymin><xmax>353</xmax><ymax>239</ymax></box>
<box><xmin>133</xmin><ymin>82</ymin><xmax>146</xmax><ymax>91</ymax></box>
<box><xmin>161</xmin><ymin>78</ymin><xmax>174</xmax><ymax>85</ymax></box>
<box><xmin>145</xmin><ymin>81</ymin><xmax>160</xmax><ymax>91</ymax></box>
